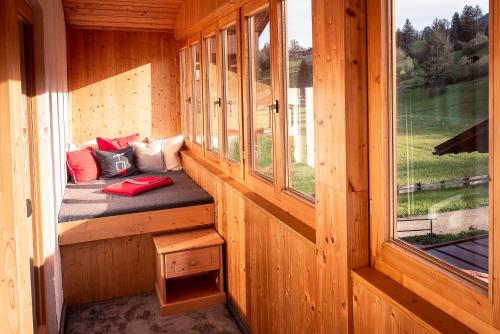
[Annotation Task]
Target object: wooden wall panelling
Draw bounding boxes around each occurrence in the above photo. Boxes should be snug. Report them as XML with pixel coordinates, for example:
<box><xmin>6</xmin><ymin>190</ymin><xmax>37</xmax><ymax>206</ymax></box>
<box><xmin>0</xmin><ymin>0</ymin><xmax>37</xmax><ymax>332</ymax></box>
<box><xmin>63</xmin><ymin>0</ymin><xmax>184</xmax><ymax>31</ymax></box>
<box><xmin>67</xmin><ymin>29</ymin><xmax>180</xmax><ymax>142</ymax></box>
<box><xmin>313</xmin><ymin>0</ymin><xmax>369</xmax><ymax>332</ymax></box>
<box><xmin>60</xmin><ymin>234</ymin><xmax>156</xmax><ymax>305</ymax></box>
<box><xmin>175</xmin><ymin>0</ymin><xmax>244</xmax><ymax>40</ymax></box>
<box><xmin>181</xmin><ymin>151</ymin><xmax>318</xmax><ymax>333</ymax></box>
<box><xmin>352</xmin><ymin>268</ymin><xmax>475</xmax><ymax>334</ymax></box>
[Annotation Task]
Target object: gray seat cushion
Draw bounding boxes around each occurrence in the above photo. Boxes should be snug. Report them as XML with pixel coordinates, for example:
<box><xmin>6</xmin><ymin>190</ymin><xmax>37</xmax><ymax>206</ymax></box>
<box><xmin>58</xmin><ymin>171</ymin><xmax>213</xmax><ymax>223</ymax></box>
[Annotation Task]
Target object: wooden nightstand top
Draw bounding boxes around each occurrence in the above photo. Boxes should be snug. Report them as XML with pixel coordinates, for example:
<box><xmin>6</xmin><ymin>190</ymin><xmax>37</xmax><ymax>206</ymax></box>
<box><xmin>153</xmin><ymin>228</ymin><xmax>224</xmax><ymax>254</ymax></box>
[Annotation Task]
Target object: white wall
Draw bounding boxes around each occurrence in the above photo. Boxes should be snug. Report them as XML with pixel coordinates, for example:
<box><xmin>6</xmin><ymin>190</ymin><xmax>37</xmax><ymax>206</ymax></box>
<box><xmin>31</xmin><ymin>0</ymin><xmax>68</xmax><ymax>332</ymax></box>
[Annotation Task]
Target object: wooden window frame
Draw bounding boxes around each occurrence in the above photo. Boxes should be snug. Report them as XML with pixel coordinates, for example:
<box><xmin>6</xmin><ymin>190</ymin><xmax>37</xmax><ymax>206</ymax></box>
<box><xmin>368</xmin><ymin>0</ymin><xmax>500</xmax><ymax>331</ymax></box>
<box><xmin>189</xmin><ymin>33</ymin><xmax>203</xmax><ymax>152</ymax></box>
<box><xmin>280</xmin><ymin>0</ymin><xmax>315</xmax><ymax>202</ymax></box>
<box><xmin>219</xmin><ymin>10</ymin><xmax>246</xmax><ymax>182</ymax></box>
<box><xmin>241</xmin><ymin>0</ymin><xmax>315</xmax><ymax>227</ymax></box>
<box><xmin>179</xmin><ymin>43</ymin><xmax>191</xmax><ymax>143</ymax></box>
<box><xmin>202</xmin><ymin>22</ymin><xmax>222</xmax><ymax>162</ymax></box>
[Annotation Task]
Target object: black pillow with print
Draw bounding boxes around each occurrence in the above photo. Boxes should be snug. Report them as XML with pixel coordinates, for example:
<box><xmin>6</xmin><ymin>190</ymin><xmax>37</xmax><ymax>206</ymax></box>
<box><xmin>94</xmin><ymin>146</ymin><xmax>137</xmax><ymax>179</ymax></box>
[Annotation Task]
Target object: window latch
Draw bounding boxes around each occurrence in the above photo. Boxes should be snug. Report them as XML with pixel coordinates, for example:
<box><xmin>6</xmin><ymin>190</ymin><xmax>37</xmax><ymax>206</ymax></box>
<box><xmin>268</xmin><ymin>100</ymin><xmax>279</xmax><ymax>114</ymax></box>
<box><xmin>186</xmin><ymin>97</ymin><xmax>192</xmax><ymax>104</ymax></box>
<box><xmin>214</xmin><ymin>98</ymin><xmax>222</xmax><ymax>107</ymax></box>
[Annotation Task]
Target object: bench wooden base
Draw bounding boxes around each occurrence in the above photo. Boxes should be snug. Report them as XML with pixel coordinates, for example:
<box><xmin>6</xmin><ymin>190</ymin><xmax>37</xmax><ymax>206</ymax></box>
<box><xmin>58</xmin><ymin>203</ymin><xmax>214</xmax><ymax>245</ymax></box>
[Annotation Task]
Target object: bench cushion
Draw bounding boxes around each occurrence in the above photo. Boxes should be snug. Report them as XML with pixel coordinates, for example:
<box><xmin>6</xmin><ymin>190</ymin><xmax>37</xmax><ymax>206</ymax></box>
<box><xmin>58</xmin><ymin>171</ymin><xmax>213</xmax><ymax>223</ymax></box>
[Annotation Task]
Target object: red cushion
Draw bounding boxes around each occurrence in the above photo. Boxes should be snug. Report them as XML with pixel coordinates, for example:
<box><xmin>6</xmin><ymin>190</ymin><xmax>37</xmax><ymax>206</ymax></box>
<box><xmin>96</xmin><ymin>133</ymin><xmax>140</xmax><ymax>151</ymax></box>
<box><xmin>102</xmin><ymin>176</ymin><xmax>173</xmax><ymax>196</ymax></box>
<box><xmin>66</xmin><ymin>147</ymin><xmax>101</xmax><ymax>183</ymax></box>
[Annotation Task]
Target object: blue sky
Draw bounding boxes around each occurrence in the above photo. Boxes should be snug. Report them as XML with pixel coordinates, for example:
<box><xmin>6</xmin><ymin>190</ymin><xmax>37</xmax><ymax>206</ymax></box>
<box><xmin>287</xmin><ymin>0</ymin><xmax>312</xmax><ymax>48</ymax></box>
<box><xmin>258</xmin><ymin>1</ymin><xmax>312</xmax><ymax>49</ymax></box>
<box><xmin>396</xmin><ymin>0</ymin><xmax>489</xmax><ymax>30</ymax></box>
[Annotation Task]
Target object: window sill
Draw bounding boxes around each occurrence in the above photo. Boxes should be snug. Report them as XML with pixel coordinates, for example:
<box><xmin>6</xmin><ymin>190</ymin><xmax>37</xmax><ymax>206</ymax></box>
<box><xmin>352</xmin><ymin>267</ymin><xmax>475</xmax><ymax>333</ymax></box>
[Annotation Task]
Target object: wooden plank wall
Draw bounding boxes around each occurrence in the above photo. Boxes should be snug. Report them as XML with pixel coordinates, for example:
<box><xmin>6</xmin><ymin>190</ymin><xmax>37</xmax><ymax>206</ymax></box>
<box><xmin>352</xmin><ymin>268</ymin><xmax>476</xmax><ymax>334</ymax></box>
<box><xmin>176</xmin><ymin>0</ymin><xmax>370</xmax><ymax>332</ymax></box>
<box><xmin>61</xmin><ymin>234</ymin><xmax>157</xmax><ymax>305</ymax></box>
<box><xmin>182</xmin><ymin>152</ymin><xmax>318</xmax><ymax>333</ymax></box>
<box><xmin>0</xmin><ymin>1</ymin><xmax>35</xmax><ymax>332</ymax></box>
<box><xmin>67</xmin><ymin>29</ymin><xmax>180</xmax><ymax>142</ymax></box>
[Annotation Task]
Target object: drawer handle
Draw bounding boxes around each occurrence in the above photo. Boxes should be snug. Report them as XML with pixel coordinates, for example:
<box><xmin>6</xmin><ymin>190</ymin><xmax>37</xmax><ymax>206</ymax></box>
<box><xmin>189</xmin><ymin>260</ymin><xmax>198</xmax><ymax>267</ymax></box>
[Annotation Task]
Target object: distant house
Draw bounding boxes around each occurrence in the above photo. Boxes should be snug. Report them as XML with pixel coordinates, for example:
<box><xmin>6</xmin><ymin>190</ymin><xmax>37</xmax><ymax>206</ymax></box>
<box><xmin>433</xmin><ymin>119</ymin><xmax>488</xmax><ymax>155</ymax></box>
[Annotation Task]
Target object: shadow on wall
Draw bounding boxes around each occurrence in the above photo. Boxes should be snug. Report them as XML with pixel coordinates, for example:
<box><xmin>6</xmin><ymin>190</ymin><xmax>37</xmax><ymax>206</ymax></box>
<box><xmin>67</xmin><ymin>29</ymin><xmax>180</xmax><ymax>142</ymax></box>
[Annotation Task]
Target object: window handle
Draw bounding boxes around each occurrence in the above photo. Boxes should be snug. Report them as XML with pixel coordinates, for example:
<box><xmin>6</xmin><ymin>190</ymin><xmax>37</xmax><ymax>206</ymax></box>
<box><xmin>214</xmin><ymin>98</ymin><xmax>222</xmax><ymax>107</ymax></box>
<box><xmin>268</xmin><ymin>100</ymin><xmax>279</xmax><ymax>114</ymax></box>
<box><xmin>186</xmin><ymin>97</ymin><xmax>192</xmax><ymax>103</ymax></box>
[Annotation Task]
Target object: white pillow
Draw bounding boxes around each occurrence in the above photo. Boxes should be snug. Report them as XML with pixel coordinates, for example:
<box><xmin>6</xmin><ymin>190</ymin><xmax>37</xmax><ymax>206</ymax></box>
<box><xmin>131</xmin><ymin>139</ymin><xmax>165</xmax><ymax>172</ymax></box>
<box><xmin>149</xmin><ymin>135</ymin><xmax>184</xmax><ymax>171</ymax></box>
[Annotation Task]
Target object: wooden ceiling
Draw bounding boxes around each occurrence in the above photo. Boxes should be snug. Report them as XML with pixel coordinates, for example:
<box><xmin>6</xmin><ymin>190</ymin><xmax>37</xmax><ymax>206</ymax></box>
<box><xmin>63</xmin><ymin>0</ymin><xmax>185</xmax><ymax>31</ymax></box>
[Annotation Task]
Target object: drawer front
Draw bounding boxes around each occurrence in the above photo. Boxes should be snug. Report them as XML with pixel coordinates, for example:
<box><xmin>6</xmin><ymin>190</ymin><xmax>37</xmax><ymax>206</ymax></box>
<box><xmin>166</xmin><ymin>246</ymin><xmax>220</xmax><ymax>279</ymax></box>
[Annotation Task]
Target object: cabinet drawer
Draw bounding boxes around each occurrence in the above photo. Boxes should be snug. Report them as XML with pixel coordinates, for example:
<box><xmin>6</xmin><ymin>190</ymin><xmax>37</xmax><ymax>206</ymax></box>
<box><xmin>165</xmin><ymin>246</ymin><xmax>220</xmax><ymax>279</ymax></box>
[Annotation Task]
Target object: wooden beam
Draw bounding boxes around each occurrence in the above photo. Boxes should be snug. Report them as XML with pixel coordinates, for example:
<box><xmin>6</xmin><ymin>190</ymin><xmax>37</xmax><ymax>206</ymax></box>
<box><xmin>58</xmin><ymin>204</ymin><xmax>215</xmax><ymax>245</ymax></box>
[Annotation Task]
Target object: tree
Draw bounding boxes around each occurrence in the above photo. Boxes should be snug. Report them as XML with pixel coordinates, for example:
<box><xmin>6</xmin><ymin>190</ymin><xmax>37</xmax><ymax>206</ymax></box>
<box><xmin>450</xmin><ymin>12</ymin><xmax>462</xmax><ymax>48</ymax></box>
<box><xmin>399</xmin><ymin>19</ymin><xmax>417</xmax><ymax>53</ymax></box>
<box><xmin>459</xmin><ymin>5</ymin><xmax>483</xmax><ymax>42</ymax></box>
<box><xmin>297</xmin><ymin>59</ymin><xmax>312</xmax><ymax>98</ymax></box>
<box><xmin>396</xmin><ymin>48</ymin><xmax>415</xmax><ymax>83</ymax></box>
<box><xmin>289</xmin><ymin>39</ymin><xmax>305</xmax><ymax>60</ymax></box>
<box><xmin>423</xmin><ymin>19</ymin><xmax>453</xmax><ymax>94</ymax></box>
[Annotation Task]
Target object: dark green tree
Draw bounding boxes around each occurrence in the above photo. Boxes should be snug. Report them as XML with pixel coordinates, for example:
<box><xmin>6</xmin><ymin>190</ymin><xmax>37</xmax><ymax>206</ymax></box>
<box><xmin>399</xmin><ymin>19</ymin><xmax>417</xmax><ymax>53</ymax></box>
<box><xmin>296</xmin><ymin>59</ymin><xmax>312</xmax><ymax>99</ymax></box>
<box><xmin>459</xmin><ymin>5</ymin><xmax>483</xmax><ymax>42</ymax></box>
<box><xmin>423</xmin><ymin>19</ymin><xmax>453</xmax><ymax>94</ymax></box>
<box><xmin>450</xmin><ymin>12</ymin><xmax>462</xmax><ymax>48</ymax></box>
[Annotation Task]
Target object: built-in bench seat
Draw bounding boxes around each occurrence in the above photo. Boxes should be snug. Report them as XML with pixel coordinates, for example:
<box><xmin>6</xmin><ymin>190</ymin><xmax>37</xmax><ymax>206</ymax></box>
<box><xmin>57</xmin><ymin>171</ymin><xmax>215</xmax><ymax>245</ymax></box>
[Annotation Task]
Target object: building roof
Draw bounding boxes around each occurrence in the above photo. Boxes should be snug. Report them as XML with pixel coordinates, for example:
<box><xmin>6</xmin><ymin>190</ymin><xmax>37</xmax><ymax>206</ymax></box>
<box><xmin>433</xmin><ymin>119</ymin><xmax>489</xmax><ymax>156</ymax></box>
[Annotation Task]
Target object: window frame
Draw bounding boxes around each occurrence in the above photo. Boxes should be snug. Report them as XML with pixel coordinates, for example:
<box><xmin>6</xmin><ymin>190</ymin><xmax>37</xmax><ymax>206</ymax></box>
<box><xmin>246</xmin><ymin>4</ymin><xmax>276</xmax><ymax>182</ymax></box>
<box><xmin>219</xmin><ymin>10</ymin><xmax>245</xmax><ymax>181</ymax></box>
<box><xmin>202</xmin><ymin>22</ymin><xmax>223</xmax><ymax>161</ymax></box>
<box><xmin>179</xmin><ymin>43</ymin><xmax>191</xmax><ymax>142</ymax></box>
<box><xmin>368</xmin><ymin>0</ymin><xmax>500</xmax><ymax>330</ymax></box>
<box><xmin>280</xmin><ymin>0</ymin><xmax>316</xmax><ymax>202</ymax></box>
<box><xmin>241</xmin><ymin>0</ymin><xmax>315</xmax><ymax>227</ymax></box>
<box><xmin>189</xmin><ymin>33</ymin><xmax>203</xmax><ymax>152</ymax></box>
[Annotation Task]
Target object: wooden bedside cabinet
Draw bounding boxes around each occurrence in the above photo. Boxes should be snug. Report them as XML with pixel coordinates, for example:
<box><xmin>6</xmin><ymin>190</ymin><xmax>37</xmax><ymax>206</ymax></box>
<box><xmin>153</xmin><ymin>227</ymin><xmax>226</xmax><ymax>316</ymax></box>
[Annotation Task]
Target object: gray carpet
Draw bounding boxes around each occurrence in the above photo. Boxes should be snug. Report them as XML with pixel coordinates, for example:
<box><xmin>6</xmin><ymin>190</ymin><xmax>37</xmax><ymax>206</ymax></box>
<box><xmin>65</xmin><ymin>292</ymin><xmax>242</xmax><ymax>334</ymax></box>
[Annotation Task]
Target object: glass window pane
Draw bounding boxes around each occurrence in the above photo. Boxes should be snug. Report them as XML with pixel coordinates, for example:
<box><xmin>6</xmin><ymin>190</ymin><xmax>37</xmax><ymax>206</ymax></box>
<box><xmin>284</xmin><ymin>0</ymin><xmax>315</xmax><ymax>198</ymax></box>
<box><xmin>205</xmin><ymin>36</ymin><xmax>219</xmax><ymax>153</ymax></box>
<box><xmin>222</xmin><ymin>26</ymin><xmax>241</xmax><ymax>163</ymax></box>
<box><xmin>191</xmin><ymin>43</ymin><xmax>203</xmax><ymax>145</ymax></box>
<box><xmin>393</xmin><ymin>0</ymin><xmax>489</xmax><ymax>283</ymax></box>
<box><xmin>249</xmin><ymin>10</ymin><xmax>273</xmax><ymax>179</ymax></box>
<box><xmin>180</xmin><ymin>49</ymin><xmax>190</xmax><ymax>140</ymax></box>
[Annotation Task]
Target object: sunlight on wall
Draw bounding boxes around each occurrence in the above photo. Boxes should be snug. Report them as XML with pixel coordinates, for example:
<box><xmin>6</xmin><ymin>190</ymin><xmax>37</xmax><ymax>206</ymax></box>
<box><xmin>70</xmin><ymin>64</ymin><xmax>153</xmax><ymax>142</ymax></box>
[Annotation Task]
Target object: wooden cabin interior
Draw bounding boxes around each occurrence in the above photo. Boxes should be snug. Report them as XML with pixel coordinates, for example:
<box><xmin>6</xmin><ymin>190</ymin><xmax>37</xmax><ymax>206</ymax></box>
<box><xmin>1</xmin><ymin>0</ymin><xmax>499</xmax><ymax>333</ymax></box>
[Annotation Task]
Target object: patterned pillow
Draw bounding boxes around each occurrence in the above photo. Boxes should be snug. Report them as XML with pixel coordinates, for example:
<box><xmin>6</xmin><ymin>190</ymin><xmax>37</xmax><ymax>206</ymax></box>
<box><xmin>94</xmin><ymin>147</ymin><xmax>137</xmax><ymax>179</ymax></box>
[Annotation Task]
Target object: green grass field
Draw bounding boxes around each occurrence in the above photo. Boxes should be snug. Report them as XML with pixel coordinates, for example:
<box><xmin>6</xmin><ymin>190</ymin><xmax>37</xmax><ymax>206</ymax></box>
<box><xmin>396</xmin><ymin>77</ymin><xmax>489</xmax><ymax>217</ymax></box>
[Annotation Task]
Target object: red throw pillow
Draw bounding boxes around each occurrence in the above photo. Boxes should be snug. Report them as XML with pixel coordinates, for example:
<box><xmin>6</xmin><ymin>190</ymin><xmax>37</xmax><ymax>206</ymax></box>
<box><xmin>102</xmin><ymin>176</ymin><xmax>173</xmax><ymax>196</ymax></box>
<box><xmin>66</xmin><ymin>147</ymin><xmax>101</xmax><ymax>183</ymax></box>
<box><xmin>96</xmin><ymin>133</ymin><xmax>139</xmax><ymax>151</ymax></box>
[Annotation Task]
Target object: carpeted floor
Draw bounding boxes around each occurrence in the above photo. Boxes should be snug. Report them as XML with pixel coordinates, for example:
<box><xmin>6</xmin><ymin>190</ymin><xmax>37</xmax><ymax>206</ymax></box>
<box><xmin>65</xmin><ymin>292</ymin><xmax>243</xmax><ymax>334</ymax></box>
